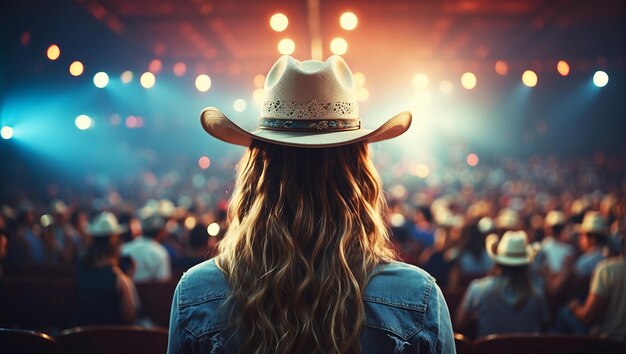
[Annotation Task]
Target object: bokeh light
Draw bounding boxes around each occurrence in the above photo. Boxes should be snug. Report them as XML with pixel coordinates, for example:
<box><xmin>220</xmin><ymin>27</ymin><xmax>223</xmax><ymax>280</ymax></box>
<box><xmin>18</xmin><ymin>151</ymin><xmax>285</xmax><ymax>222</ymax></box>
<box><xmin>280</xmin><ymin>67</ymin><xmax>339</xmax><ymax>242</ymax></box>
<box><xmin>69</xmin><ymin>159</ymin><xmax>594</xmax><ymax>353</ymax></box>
<box><xmin>467</xmin><ymin>153</ymin><xmax>479</xmax><ymax>166</ymax></box>
<box><xmin>253</xmin><ymin>89</ymin><xmax>264</xmax><ymax>106</ymax></box>
<box><xmin>461</xmin><ymin>72</ymin><xmax>477</xmax><ymax>90</ymax></box>
<box><xmin>120</xmin><ymin>70</ymin><xmax>133</xmax><ymax>84</ymax></box>
<box><xmin>75</xmin><ymin>115</ymin><xmax>93</xmax><ymax>130</ymax></box>
<box><xmin>173</xmin><ymin>62</ymin><xmax>187</xmax><ymax>77</ymax></box>
<box><xmin>233</xmin><ymin>99</ymin><xmax>247</xmax><ymax>112</ymax></box>
<box><xmin>330</xmin><ymin>37</ymin><xmax>348</xmax><ymax>55</ymax></box>
<box><xmin>184</xmin><ymin>216</ymin><xmax>197</xmax><ymax>230</ymax></box>
<box><xmin>522</xmin><ymin>70</ymin><xmax>538</xmax><ymax>87</ymax></box>
<box><xmin>414</xmin><ymin>164</ymin><xmax>430</xmax><ymax>178</ymax></box>
<box><xmin>69</xmin><ymin>61</ymin><xmax>84</xmax><ymax>76</ymax></box>
<box><xmin>195</xmin><ymin>74</ymin><xmax>212</xmax><ymax>92</ymax></box>
<box><xmin>198</xmin><ymin>156</ymin><xmax>211</xmax><ymax>169</ymax></box>
<box><xmin>340</xmin><ymin>12</ymin><xmax>358</xmax><ymax>30</ymax></box>
<box><xmin>495</xmin><ymin>60</ymin><xmax>508</xmax><ymax>75</ymax></box>
<box><xmin>412</xmin><ymin>73</ymin><xmax>429</xmax><ymax>89</ymax></box>
<box><xmin>254</xmin><ymin>74</ymin><xmax>265</xmax><ymax>88</ymax></box>
<box><xmin>357</xmin><ymin>87</ymin><xmax>369</xmax><ymax>102</ymax></box>
<box><xmin>47</xmin><ymin>44</ymin><xmax>60</xmax><ymax>60</ymax></box>
<box><xmin>126</xmin><ymin>116</ymin><xmax>138</xmax><ymax>128</ymax></box>
<box><xmin>270</xmin><ymin>13</ymin><xmax>289</xmax><ymax>32</ymax></box>
<box><xmin>557</xmin><ymin>60</ymin><xmax>570</xmax><ymax>76</ymax></box>
<box><xmin>440</xmin><ymin>80</ymin><xmax>453</xmax><ymax>94</ymax></box>
<box><xmin>149</xmin><ymin>59</ymin><xmax>162</xmax><ymax>73</ymax></box>
<box><xmin>93</xmin><ymin>72</ymin><xmax>109</xmax><ymax>88</ymax></box>
<box><xmin>140</xmin><ymin>72</ymin><xmax>156</xmax><ymax>89</ymax></box>
<box><xmin>593</xmin><ymin>71</ymin><xmax>609</xmax><ymax>87</ymax></box>
<box><xmin>207</xmin><ymin>222</ymin><xmax>220</xmax><ymax>236</ymax></box>
<box><xmin>354</xmin><ymin>72</ymin><xmax>365</xmax><ymax>87</ymax></box>
<box><xmin>277</xmin><ymin>38</ymin><xmax>295</xmax><ymax>55</ymax></box>
<box><xmin>1</xmin><ymin>126</ymin><xmax>14</xmax><ymax>140</ymax></box>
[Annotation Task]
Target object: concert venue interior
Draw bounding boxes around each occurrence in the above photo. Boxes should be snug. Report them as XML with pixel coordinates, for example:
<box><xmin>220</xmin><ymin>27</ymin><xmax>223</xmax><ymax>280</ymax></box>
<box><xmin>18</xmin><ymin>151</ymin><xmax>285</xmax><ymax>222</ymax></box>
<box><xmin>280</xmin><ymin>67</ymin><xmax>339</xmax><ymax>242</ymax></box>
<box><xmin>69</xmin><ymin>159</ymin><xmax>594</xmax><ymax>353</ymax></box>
<box><xmin>0</xmin><ymin>0</ymin><xmax>624</xmax><ymax>353</ymax></box>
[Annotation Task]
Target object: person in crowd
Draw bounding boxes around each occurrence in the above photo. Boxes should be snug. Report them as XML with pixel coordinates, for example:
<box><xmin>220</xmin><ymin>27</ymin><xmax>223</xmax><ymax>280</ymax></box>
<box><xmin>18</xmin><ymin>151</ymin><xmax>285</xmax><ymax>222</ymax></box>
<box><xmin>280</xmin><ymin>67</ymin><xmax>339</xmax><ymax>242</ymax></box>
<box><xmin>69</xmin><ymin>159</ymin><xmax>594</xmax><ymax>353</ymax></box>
<box><xmin>173</xmin><ymin>223</ymin><xmax>217</xmax><ymax>272</ymax></box>
<box><xmin>494</xmin><ymin>207</ymin><xmax>521</xmax><ymax>235</ymax></box>
<box><xmin>410</xmin><ymin>204</ymin><xmax>436</xmax><ymax>250</ymax></box>
<box><xmin>75</xmin><ymin>211</ymin><xmax>139</xmax><ymax>325</ymax></box>
<box><xmin>447</xmin><ymin>219</ymin><xmax>494</xmax><ymax>290</ymax></box>
<box><xmin>48</xmin><ymin>199</ymin><xmax>79</xmax><ymax>263</ymax></box>
<box><xmin>456</xmin><ymin>231</ymin><xmax>550</xmax><ymax>337</ymax></box>
<box><xmin>571</xmin><ymin>211</ymin><xmax>609</xmax><ymax>302</ymax></box>
<box><xmin>6</xmin><ymin>203</ymin><xmax>46</xmax><ymax>264</ymax></box>
<box><xmin>168</xmin><ymin>55</ymin><xmax>455</xmax><ymax>354</ymax></box>
<box><xmin>537</xmin><ymin>210</ymin><xmax>575</xmax><ymax>300</ymax></box>
<box><xmin>121</xmin><ymin>213</ymin><xmax>172</xmax><ymax>283</ymax></box>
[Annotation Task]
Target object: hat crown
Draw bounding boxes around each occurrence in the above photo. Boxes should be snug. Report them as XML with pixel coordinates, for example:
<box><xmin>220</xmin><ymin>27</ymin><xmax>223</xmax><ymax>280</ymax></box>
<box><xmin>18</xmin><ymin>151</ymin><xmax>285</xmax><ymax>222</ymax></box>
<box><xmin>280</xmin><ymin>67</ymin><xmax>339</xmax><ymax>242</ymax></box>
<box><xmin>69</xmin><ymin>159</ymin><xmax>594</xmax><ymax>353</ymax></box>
<box><xmin>89</xmin><ymin>211</ymin><xmax>125</xmax><ymax>236</ymax></box>
<box><xmin>545</xmin><ymin>210</ymin><xmax>566</xmax><ymax>227</ymax></box>
<box><xmin>261</xmin><ymin>55</ymin><xmax>359</xmax><ymax>120</ymax></box>
<box><xmin>580</xmin><ymin>211</ymin><xmax>607</xmax><ymax>234</ymax></box>
<box><xmin>497</xmin><ymin>231</ymin><xmax>529</xmax><ymax>256</ymax></box>
<box><xmin>486</xmin><ymin>230</ymin><xmax>537</xmax><ymax>266</ymax></box>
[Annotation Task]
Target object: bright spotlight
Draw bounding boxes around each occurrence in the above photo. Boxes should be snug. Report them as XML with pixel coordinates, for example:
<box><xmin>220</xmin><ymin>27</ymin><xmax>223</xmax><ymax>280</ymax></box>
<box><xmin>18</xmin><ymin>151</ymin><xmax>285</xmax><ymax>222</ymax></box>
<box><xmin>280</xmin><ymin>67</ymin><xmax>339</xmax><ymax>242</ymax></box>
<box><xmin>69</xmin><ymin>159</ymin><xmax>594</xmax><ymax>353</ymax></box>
<box><xmin>207</xmin><ymin>222</ymin><xmax>220</xmax><ymax>237</ymax></box>
<box><xmin>461</xmin><ymin>72</ymin><xmax>477</xmax><ymax>90</ymax></box>
<box><xmin>47</xmin><ymin>44</ymin><xmax>60</xmax><ymax>60</ymax></box>
<box><xmin>467</xmin><ymin>153</ymin><xmax>479</xmax><ymax>167</ymax></box>
<box><xmin>140</xmin><ymin>72</ymin><xmax>156</xmax><ymax>89</ymax></box>
<box><xmin>233</xmin><ymin>99</ymin><xmax>247</xmax><ymax>112</ymax></box>
<box><xmin>121</xmin><ymin>70</ymin><xmax>133</xmax><ymax>84</ymax></box>
<box><xmin>522</xmin><ymin>70</ymin><xmax>538</xmax><ymax>87</ymax></box>
<box><xmin>69</xmin><ymin>61</ymin><xmax>84</xmax><ymax>76</ymax></box>
<box><xmin>198</xmin><ymin>156</ymin><xmax>211</xmax><ymax>169</ymax></box>
<box><xmin>557</xmin><ymin>60</ymin><xmax>570</xmax><ymax>76</ymax></box>
<box><xmin>278</xmin><ymin>38</ymin><xmax>295</xmax><ymax>55</ymax></box>
<box><xmin>93</xmin><ymin>72</ymin><xmax>109</xmax><ymax>88</ymax></box>
<box><xmin>173</xmin><ymin>62</ymin><xmax>187</xmax><ymax>77</ymax></box>
<box><xmin>412</xmin><ymin>73</ymin><xmax>429</xmax><ymax>89</ymax></box>
<box><xmin>1</xmin><ymin>126</ymin><xmax>14</xmax><ymax>140</ymax></box>
<box><xmin>195</xmin><ymin>74</ymin><xmax>212</xmax><ymax>92</ymax></box>
<box><xmin>340</xmin><ymin>12</ymin><xmax>358</xmax><ymax>30</ymax></box>
<box><xmin>330</xmin><ymin>37</ymin><xmax>348</xmax><ymax>55</ymax></box>
<box><xmin>593</xmin><ymin>71</ymin><xmax>609</xmax><ymax>87</ymax></box>
<box><xmin>75</xmin><ymin>115</ymin><xmax>93</xmax><ymax>130</ymax></box>
<box><xmin>270</xmin><ymin>13</ymin><xmax>288</xmax><ymax>32</ymax></box>
<box><xmin>495</xmin><ymin>60</ymin><xmax>508</xmax><ymax>75</ymax></box>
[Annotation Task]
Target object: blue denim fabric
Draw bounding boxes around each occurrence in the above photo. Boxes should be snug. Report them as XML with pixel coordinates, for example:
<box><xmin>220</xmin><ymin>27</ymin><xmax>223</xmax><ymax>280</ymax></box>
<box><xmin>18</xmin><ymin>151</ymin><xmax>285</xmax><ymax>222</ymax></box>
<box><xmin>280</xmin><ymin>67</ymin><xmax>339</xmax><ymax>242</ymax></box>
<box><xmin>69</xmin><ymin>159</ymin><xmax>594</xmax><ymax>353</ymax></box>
<box><xmin>167</xmin><ymin>259</ymin><xmax>456</xmax><ymax>354</ymax></box>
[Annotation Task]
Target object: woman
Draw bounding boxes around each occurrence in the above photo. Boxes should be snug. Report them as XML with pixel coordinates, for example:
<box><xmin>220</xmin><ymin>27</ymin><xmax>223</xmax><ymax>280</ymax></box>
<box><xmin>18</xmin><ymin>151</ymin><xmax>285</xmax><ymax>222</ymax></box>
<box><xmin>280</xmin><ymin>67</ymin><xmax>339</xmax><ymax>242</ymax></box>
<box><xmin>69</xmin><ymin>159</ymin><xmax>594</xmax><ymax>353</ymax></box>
<box><xmin>75</xmin><ymin>211</ymin><xmax>139</xmax><ymax>325</ymax></box>
<box><xmin>455</xmin><ymin>231</ymin><xmax>550</xmax><ymax>337</ymax></box>
<box><xmin>447</xmin><ymin>219</ymin><xmax>494</xmax><ymax>290</ymax></box>
<box><xmin>168</xmin><ymin>56</ymin><xmax>455</xmax><ymax>354</ymax></box>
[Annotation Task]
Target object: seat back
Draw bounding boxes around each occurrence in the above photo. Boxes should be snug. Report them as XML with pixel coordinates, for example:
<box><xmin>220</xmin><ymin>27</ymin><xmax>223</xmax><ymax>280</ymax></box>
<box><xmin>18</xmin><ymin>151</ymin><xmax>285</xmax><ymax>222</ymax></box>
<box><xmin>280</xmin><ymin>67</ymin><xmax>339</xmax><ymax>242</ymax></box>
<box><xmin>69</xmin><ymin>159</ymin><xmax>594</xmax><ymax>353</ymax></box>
<box><xmin>135</xmin><ymin>279</ymin><xmax>178</xmax><ymax>327</ymax></box>
<box><xmin>473</xmin><ymin>333</ymin><xmax>626</xmax><ymax>354</ymax></box>
<box><xmin>0</xmin><ymin>328</ymin><xmax>61</xmax><ymax>354</ymax></box>
<box><xmin>57</xmin><ymin>325</ymin><xmax>169</xmax><ymax>354</ymax></box>
<box><xmin>454</xmin><ymin>332</ymin><xmax>473</xmax><ymax>354</ymax></box>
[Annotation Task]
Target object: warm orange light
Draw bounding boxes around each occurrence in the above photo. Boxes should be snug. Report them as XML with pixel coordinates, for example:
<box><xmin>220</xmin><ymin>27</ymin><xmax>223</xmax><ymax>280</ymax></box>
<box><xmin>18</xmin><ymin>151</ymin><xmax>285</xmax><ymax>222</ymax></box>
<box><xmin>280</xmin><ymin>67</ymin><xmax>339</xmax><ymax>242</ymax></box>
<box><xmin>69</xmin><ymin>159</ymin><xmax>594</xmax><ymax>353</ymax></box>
<box><xmin>173</xmin><ymin>62</ymin><xmax>187</xmax><ymax>77</ymax></box>
<box><xmin>467</xmin><ymin>153</ymin><xmax>479</xmax><ymax>167</ymax></box>
<box><xmin>278</xmin><ymin>38</ymin><xmax>295</xmax><ymax>54</ymax></box>
<box><xmin>270</xmin><ymin>13</ymin><xmax>289</xmax><ymax>32</ymax></box>
<box><xmin>354</xmin><ymin>72</ymin><xmax>365</xmax><ymax>87</ymax></box>
<box><xmin>47</xmin><ymin>44</ymin><xmax>60</xmax><ymax>60</ymax></box>
<box><xmin>254</xmin><ymin>74</ymin><xmax>265</xmax><ymax>88</ymax></box>
<box><xmin>557</xmin><ymin>60</ymin><xmax>570</xmax><ymax>76</ymax></box>
<box><xmin>198</xmin><ymin>156</ymin><xmax>211</xmax><ymax>169</ymax></box>
<box><xmin>69</xmin><ymin>61</ymin><xmax>84</xmax><ymax>76</ymax></box>
<box><xmin>495</xmin><ymin>60</ymin><xmax>508</xmax><ymax>75</ymax></box>
<box><xmin>412</xmin><ymin>73</ymin><xmax>429</xmax><ymax>89</ymax></box>
<box><xmin>121</xmin><ymin>71</ymin><xmax>133</xmax><ymax>84</ymax></box>
<box><xmin>340</xmin><ymin>12</ymin><xmax>358</xmax><ymax>30</ymax></box>
<box><xmin>330</xmin><ymin>37</ymin><xmax>348</xmax><ymax>55</ymax></box>
<box><xmin>149</xmin><ymin>59</ymin><xmax>162</xmax><ymax>74</ymax></box>
<box><xmin>461</xmin><ymin>72</ymin><xmax>477</xmax><ymax>90</ymax></box>
<box><xmin>357</xmin><ymin>87</ymin><xmax>369</xmax><ymax>102</ymax></box>
<box><xmin>522</xmin><ymin>70</ymin><xmax>538</xmax><ymax>87</ymax></box>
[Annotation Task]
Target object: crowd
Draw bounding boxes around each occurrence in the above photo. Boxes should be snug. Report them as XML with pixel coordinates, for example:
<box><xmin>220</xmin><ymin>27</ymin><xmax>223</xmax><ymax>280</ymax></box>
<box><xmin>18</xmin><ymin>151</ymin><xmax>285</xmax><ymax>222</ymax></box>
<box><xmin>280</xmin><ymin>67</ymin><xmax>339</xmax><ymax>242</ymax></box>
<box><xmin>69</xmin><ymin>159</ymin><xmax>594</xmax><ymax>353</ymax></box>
<box><xmin>0</xmin><ymin>151</ymin><xmax>624</xmax><ymax>341</ymax></box>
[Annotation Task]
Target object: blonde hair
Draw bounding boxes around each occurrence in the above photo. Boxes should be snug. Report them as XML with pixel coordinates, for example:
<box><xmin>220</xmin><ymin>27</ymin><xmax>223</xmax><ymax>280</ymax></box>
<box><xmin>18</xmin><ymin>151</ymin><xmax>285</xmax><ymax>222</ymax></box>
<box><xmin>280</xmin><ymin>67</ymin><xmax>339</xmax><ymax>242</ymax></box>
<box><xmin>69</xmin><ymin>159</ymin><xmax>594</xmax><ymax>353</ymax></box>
<box><xmin>216</xmin><ymin>139</ymin><xmax>395</xmax><ymax>354</ymax></box>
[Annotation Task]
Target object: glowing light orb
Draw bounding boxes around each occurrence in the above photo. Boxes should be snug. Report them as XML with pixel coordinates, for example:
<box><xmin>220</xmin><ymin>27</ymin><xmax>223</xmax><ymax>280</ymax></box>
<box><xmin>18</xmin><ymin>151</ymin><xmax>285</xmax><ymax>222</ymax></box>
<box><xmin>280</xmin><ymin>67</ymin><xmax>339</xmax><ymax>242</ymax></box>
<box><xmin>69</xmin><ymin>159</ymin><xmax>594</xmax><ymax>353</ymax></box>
<box><xmin>126</xmin><ymin>116</ymin><xmax>138</xmax><ymax>128</ymax></box>
<box><xmin>522</xmin><ymin>70</ymin><xmax>538</xmax><ymax>87</ymax></box>
<box><xmin>277</xmin><ymin>38</ymin><xmax>295</xmax><ymax>55</ymax></box>
<box><xmin>198</xmin><ymin>156</ymin><xmax>211</xmax><ymax>169</ymax></box>
<box><xmin>75</xmin><ymin>115</ymin><xmax>93</xmax><ymax>130</ymax></box>
<box><xmin>461</xmin><ymin>72</ymin><xmax>477</xmax><ymax>90</ymax></box>
<box><xmin>140</xmin><ymin>72</ymin><xmax>156</xmax><ymax>89</ymax></box>
<box><xmin>254</xmin><ymin>74</ymin><xmax>265</xmax><ymax>88</ymax></box>
<box><xmin>440</xmin><ymin>80</ymin><xmax>453</xmax><ymax>94</ymax></box>
<box><xmin>414</xmin><ymin>164</ymin><xmax>430</xmax><ymax>178</ymax></box>
<box><xmin>557</xmin><ymin>60</ymin><xmax>570</xmax><ymax>76</ymax></box>
<box><xmin>1</xmin><ymin>126</ymin><xmax>14</xmax><ymax>140</ymax></box>
<box><xmin>40</xmin><ymin>214</ymin><xmax>53</xmax><ymax>227</ymax></box>
<box><xmin>357</xmin><ymin>87</ymin><xmax>369</xmax><ymax>102</ymax></box>
<box><xmin>330</xmin><ymin>37</ymin><xmax>348</xmax><ymax>55</ymax></box>
<box><xmin>121</xmin><ymin>71</ymin><xmax>133</xmax><ymax>84</ymax></box>
<box><xmin>184</xmin><ymin>216</ymin><xmax>197</xmax><ymax>230</ymax></box>
<box><xmin>233</xmin><ymin>99</ymin><xmax>247</xmax><ymax>112</ymax></box>
<box><xmin>195</xmin><ymin>74</ymin><xmax>212</xmax><ymax>92</ymax></box>
<box><xmin>69</xmin><ymin>61</ymin><xmax>84</xmax><ymax>76</ymax></box>
<box><xmin>354</xmin><ymin>72</ymin><xmax>365</xmax><ymax>87</ymax></box>
<box><xmin>412</xmin><ymin>73</ymin><xmax>429</xmax><ymax>89</ymax></box>
<box><xmin>467</xmin><ymin>153</ymin><xmax>479</xmax><ymax>167</ymax></box>
<box><xmin>593</xmin><ymin>71</ymin><xmax>609</xmax><ymax>87</ymax></box>
<box><xmin>173</xmin><ymin>62</ymin><xmax>187</xmax><ymax>77</ymax></box>
<box><xmin>495</xmin><ymin>60</ymin><xmax>508</xmax><ymax>75</ymax></box>
<box><xmin>253</xmin><ymin>89</ymin><xmax>264</xmax><ymax>106</ymax></box>
<box><xmin>270</xmin><ymin>13</ymin><xmax>289</xmax><ymax>32</ymax></box>
<box><xmin>47</xmin><ymin>44</ymin><xmax>60</xmax><ymax>60</ymax></box>
<box><xmin>149</xmin><ymin>59</ymin><xmax>162</xmax><ymax>73</ymax></box>
<box><xmin>93</xmin><ymin>72</ymin><xmax>109</xmax><ymax>88</ymax></box>
<box><xmin>207</xmin><ymin>222</ymin><xmax>220</xmax><ymax>236</ymax></box>
<box><xmin>340</xmin><ymin>12</ymin><xmax>358</xmax><ymax>30</ymax></box>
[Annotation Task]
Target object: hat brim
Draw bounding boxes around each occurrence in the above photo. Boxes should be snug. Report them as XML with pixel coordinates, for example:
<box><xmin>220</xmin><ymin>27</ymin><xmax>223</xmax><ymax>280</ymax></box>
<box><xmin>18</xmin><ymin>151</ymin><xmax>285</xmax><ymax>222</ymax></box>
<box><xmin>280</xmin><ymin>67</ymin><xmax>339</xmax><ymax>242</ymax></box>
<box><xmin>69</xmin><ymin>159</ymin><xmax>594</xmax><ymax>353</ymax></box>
<box><xmin>485</xmin><ymin>234</ymin><xmax>536</xmax><ymax>266</ymax></box>
<box><xmin>89</xmin><ymin>225</ymin><xmax>128</xmax><ymax>237</ymax></box>
<box><xmin>200</xmin><ymin>107</ymin><xmax>412</xmax><ymax>148</ymax></box>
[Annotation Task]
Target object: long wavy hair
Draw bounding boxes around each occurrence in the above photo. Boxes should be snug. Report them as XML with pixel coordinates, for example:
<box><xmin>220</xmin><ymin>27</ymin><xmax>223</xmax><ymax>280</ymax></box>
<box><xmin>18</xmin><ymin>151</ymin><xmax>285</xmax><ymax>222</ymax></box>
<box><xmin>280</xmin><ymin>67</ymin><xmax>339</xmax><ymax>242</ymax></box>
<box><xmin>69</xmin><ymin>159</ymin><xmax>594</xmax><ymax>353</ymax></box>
<box><xmin>215</xmin><ymin>139</ymin><xmax>396</xmax><ymax>354</ymax></box>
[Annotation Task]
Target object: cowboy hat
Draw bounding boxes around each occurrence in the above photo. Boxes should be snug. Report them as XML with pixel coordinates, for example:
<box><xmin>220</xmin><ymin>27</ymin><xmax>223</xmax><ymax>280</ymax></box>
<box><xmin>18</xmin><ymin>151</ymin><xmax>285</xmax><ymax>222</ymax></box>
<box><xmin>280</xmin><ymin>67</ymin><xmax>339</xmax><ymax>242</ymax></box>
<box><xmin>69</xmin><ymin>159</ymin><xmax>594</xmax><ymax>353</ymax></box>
<box><xmin>201</xmin><ymin>55</ymin><xmax>412</xmax><ymax>148</ymax></box>
<box><xmin>545</xmin><ymin>210</ymin><xmax>566</xmax><ymax>227</ymax></box>
<box><xmin>486</xmin><ymin>231</ymin><xmax>538</xmax><ymax>266</ymax></box>
<box><xmin>579</xmin><ymin>211</ymin><xmax>608</xmax><ymax>235</ymax></box>
<box><xmin>88</xmin><ymin>211</ymin><xmax>127</xmax><ymax>237</ymax></box>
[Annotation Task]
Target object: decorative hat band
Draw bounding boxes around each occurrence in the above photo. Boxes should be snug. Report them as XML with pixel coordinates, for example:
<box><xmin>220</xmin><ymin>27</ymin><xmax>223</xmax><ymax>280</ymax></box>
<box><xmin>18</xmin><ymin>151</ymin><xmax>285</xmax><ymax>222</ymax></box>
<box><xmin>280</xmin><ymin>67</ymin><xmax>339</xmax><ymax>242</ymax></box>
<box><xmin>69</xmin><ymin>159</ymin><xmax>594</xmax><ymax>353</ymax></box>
<box><xmin>260</xmin><ymin>118</ymin><xmax>361</xmax><ymax>132</ymax></box>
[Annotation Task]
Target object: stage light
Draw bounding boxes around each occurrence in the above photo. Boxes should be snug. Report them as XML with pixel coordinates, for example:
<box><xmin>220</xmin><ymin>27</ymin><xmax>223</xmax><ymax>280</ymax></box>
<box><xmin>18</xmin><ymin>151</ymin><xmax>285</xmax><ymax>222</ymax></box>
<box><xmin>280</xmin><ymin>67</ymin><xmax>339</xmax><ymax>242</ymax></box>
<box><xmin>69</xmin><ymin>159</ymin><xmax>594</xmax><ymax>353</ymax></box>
<box><xmin>354</xmin><ymin>72</ymin><xmax>365</xmax><ymax>87</ymax></box>
<box><xmin>121</xmin><ymin>71</ymin><xmax>133</xmax><ymax>84</ymax></box>
<box><xmin>495</xmin><ymin>60</ymin><xmax>508</xmax><ymax>75</ymax></box>
<box><xmin>593</xmin><ymin>71</ymin><xmax>609</xmax><ymax>87</ymax></box>
<box><xmin>149</xmin><ymin>59</ymin><xmax>162</xmax><ymax>73</ymax></box>
<box><xmin>440</xmin><ymin>80</ymin><xmax>453</xmax><ymax>94</ymax></box>
<box><xmin>69</xmin><ymin>61</ymin><xmax>84</xmax><ymax>76</ymax></box>
<box><xmin>207</xmin><ymin>222</ymin><xmax>220</xmax><ymax>236</ymax></box>
<box><xmin>173</xmin><ymin>62</ymin><xmax>187</xmax><ymax>77</ymax></box>
<box><xmin>522</xmin><ymin>70</ymin><xmax>538</xmax><ymax>87</ymax></box>
<box><xmin>195</xmin><ymin>74</ymin><xmax>212</xmax><ymax>92</ymax></box>
<box><xmin>93</xmin><ymin>72</ymin><xmax>109</xmax><ymax>88</ymax></box>
<box><xmin>184</xmin><ymin>216</ymin><xmax>197</xmax><ymax>230</ymax></box>
<box><xmin>270</xmin><ymin>13</ymin><xmax>288</xmax><ymax>32</ymax></box>
<box><xmin>461</xmin><ymin>72</ymin><xmax>477</xmax><ymax>90</ymax></box>
<box><xmin>253</xmin><ymin>89</ymin><xmax>264</xmax><ymax>105</ymax></box>
<box><xmin>254</xmin><ymin>74</ymin><xmax>265</xmax><ymax>88</ymax></box>
<box><xmin>47</xmin><ymin>44</ymin><xmax>60</xmax><ymax>60</ymax></box>
<box><xmin>278</xmin><ymin>38</ymin><xmax>295</xmax><ymax>55</ymax></box>
<box><xmin>557</xmin><ymin>60</ymin><xmax>570</xmax><ymax>76</ymax></box>
<box><xmin>75</xmin><ymin>115</ymin><xmax>93</xmax><ymax>130</ymax></box>
<box><xmin>330</xmin><ymin>37</ymin><xmax>348</xmax><ymax>55</ymax></box>
<box><xmin>340</xmin><ymin>12</ymin><xmax>358</xmax><ymax>30</ymax></box>
<box><xmin>467</xmin><ymin>153</ymin><xmax>479</xmax><ymax>167</ymax></box>
<box><xmin>233</xmin><ymin>99</ymin><xmax>247</xmax><ymax>112</ymax></box>
<box><xmin>357</xmin><ymin>87</ymin><xmax>369</xmax><ymax>102</ymax></box>
<box><xmin>198</xmin><ymin>156</ymin><xmax>211</xmax><ymax>169</ymax></box>
<box><xmin>413</xmin><ymin>164</ymin><xmax>430</xmax><ymax>178</ymax></box>
<box><xmin>1</xmin><ymin>126</ymin><xmax>13</xmax><ymax>140</ymax></box>
<box><xmin>140</xmin><ymin>72</ymin><xmax>156</xmax><ymax>89</ymax></box>
<box><xmin>40</xmin><ymin>214</ymin><xmax>53</xmax><ymax>227</ymax></box>
<box><xmin>126</xmin><ymin>116</ymin><xmax>138</xmax><ymax>128</ymax></box>
<box><xmin>412</xmin><ymin>73</ymin><xmax>429</xmax><ymax>89</ymax></box>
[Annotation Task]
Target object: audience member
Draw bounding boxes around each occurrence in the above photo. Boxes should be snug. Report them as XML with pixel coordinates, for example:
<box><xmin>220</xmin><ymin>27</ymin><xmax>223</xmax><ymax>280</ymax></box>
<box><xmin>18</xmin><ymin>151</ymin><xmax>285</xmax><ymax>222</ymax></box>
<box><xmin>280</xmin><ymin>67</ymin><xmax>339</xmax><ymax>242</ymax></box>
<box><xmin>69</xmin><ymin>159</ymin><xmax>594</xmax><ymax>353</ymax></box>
<box><xmin>121</xmin><ymin>214</ymin><xmax>172</xmax><ymax>283</ymax></box>
<box><xmin>447</xmin><ymin>220</ymin><xmax>494</xmax><ymax>290</ymax></box>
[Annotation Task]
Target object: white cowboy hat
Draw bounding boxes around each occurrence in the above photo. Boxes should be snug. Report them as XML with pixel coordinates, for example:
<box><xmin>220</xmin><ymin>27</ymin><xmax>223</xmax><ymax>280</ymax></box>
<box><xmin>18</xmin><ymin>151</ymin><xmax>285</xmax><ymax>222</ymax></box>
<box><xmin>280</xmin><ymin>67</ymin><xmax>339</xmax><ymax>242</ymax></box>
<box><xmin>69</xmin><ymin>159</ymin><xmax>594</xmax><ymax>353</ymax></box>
<box><xmin>200</xmin><ymin>55</ymin><xmax>412</xmax><ymax>148</ymax></box>
<box><xmin>88</xmin><ymin>211</ymin><xmax>127</xmax><ymax>237</ymax></box>
<box><xmin>545</xmin><ymin>210</ymin><xmax>566</xmax><ymax>227</ymax></box>
<box><xmin>495</xmin><ymin>208</ymin><xmax>520</xmax><ymax>230</ymax></box>
<box><xmin>579</xmin><ymin>211</ymin><xmax>608</xmax><ymax>235</ymax></box>
<box><xmin>140</xmin><ymin>214</ymin><xmax>166</xmax><ymax>234</ymax></box>
<box><xmin>486</xmin><ymin>231</ymin><xmax>538</xmax><ymax>266</ymax></box>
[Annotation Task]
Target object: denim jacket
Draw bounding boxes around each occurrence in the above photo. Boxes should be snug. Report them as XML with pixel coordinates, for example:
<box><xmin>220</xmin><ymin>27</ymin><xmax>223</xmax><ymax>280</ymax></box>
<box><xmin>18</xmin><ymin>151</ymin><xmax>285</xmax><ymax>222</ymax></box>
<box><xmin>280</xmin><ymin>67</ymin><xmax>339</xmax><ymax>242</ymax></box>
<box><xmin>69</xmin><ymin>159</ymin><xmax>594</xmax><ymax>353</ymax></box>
<box><xmin>168</xmin><ymin>259</ymin><xmax>455</xmax><ymax>354</ymax></box>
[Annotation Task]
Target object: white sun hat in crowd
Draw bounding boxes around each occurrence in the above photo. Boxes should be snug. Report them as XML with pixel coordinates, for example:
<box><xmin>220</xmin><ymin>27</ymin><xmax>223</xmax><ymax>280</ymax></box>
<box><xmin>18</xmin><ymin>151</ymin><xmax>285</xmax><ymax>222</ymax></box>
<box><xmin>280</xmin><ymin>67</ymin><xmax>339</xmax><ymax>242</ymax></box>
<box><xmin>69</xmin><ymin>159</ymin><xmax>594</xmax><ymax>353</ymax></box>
<box><xmin>88</xmin><ymin>211</ymin><xmax>127</xmax><ymax>237</ymax></box>
<box><xmin>200</xmin><ymin>55</ymin><xmax>412</xmax><ymax>148</ymax></box>
<box><xmin>495</xmin><ymin>208</ymin><xmax>520</xmax><ymax>230</ymax></box>
<box><xmin>486</xmin><ymin>231</ymin><xmax>539</xmax><ymax>266</ymax></box>
<box><xmin>579</xmin><ymin>211</ymin><xmax>608</xmax><ymax>235</ymax></box>
<box><xmin>545</xmin><ymin>210</ymin><xmax>567</xmax><ymax>227</ymax></box>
